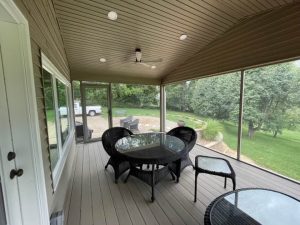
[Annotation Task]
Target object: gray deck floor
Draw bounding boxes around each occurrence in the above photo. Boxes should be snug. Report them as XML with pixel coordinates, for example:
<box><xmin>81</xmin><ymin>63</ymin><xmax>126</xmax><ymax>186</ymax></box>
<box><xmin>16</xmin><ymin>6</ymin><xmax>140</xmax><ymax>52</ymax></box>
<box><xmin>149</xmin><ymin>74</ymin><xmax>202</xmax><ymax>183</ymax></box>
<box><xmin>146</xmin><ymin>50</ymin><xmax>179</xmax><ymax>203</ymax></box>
<box><xmin>65</xmin><ymin>142</ymin><xmax>300</xmax><ymax>225</ymax></box>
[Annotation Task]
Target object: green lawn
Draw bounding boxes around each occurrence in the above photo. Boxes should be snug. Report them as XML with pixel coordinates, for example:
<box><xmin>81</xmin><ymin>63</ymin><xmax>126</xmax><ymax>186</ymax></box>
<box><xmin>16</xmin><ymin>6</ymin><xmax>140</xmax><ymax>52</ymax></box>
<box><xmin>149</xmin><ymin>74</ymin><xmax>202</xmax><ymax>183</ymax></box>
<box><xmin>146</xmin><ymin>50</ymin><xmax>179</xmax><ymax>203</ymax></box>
<box><xmin>46</xmin><ymin>109</ymin><xmax>55</xmax><ymax>122</ymax></box>
<box><xmin>221</xmin><ymin>121</ymin><xmax>300</xmax><ymax>181</ymax></box>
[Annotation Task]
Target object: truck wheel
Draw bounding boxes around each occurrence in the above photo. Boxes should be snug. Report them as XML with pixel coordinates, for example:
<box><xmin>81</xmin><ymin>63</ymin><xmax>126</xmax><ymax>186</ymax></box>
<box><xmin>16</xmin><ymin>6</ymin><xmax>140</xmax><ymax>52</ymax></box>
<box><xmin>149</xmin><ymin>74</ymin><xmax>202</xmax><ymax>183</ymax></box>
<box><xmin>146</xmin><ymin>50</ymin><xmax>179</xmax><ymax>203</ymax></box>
<box><xmin>88</xmin><ymin>110</ymin><xmax>96</xmax><ymax>116</ymax></box>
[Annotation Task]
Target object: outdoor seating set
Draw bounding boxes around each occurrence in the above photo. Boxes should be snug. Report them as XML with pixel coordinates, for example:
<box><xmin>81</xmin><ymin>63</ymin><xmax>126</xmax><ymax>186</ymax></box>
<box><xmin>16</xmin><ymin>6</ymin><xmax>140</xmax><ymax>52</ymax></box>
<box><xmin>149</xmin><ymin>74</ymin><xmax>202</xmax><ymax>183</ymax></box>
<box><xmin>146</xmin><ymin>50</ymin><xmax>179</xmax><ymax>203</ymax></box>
<box><xmin>102</xmin><ymin>126</ymin><xmax>236</xmax><ymax>201</ymax></box>
<box><xmin>101</xmin><ymin>127</ymin><xmax>300</xmax><ymax>225</ymax></box>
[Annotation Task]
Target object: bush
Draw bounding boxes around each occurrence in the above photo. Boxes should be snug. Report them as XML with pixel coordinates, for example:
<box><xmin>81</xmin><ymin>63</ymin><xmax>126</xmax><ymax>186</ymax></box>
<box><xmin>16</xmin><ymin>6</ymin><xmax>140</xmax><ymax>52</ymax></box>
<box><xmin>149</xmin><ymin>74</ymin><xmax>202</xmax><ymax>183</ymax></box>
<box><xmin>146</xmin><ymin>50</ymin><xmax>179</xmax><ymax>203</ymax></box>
<box><xmin>202</xmin><ymin>119</ymin><xmax>223</xmax><ymax>141</ymax></box>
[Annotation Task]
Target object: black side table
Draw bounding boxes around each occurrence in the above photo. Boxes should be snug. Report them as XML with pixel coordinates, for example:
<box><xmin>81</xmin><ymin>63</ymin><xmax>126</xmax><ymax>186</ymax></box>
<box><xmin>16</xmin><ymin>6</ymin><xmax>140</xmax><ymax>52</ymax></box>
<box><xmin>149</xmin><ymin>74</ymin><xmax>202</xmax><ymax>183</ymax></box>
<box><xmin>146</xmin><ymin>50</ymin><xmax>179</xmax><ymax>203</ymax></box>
<box><xmin>194</xmin><ymin>155</ymin><xmax>236</xmax><ymax>202</ymax></box>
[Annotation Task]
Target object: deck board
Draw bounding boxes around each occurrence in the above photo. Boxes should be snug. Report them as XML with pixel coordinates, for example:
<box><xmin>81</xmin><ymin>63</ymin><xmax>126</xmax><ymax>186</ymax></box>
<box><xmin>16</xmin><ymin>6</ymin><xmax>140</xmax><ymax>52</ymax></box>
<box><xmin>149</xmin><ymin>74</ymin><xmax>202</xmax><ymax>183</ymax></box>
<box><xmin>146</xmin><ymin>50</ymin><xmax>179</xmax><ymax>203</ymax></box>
<box><xmin>66</xmin><ymin>142</ymin><xmax>300</xmax><ymax>225</ymax></box>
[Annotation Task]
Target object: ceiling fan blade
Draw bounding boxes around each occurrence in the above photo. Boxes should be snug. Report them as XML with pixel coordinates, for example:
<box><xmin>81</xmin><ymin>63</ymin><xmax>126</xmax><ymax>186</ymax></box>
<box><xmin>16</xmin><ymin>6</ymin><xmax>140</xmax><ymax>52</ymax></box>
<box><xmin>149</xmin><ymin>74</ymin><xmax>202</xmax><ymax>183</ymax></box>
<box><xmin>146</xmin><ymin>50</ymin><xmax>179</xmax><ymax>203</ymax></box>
<box><xmin>142</xmin><ymin>58</ymin><xmax>163</xmax><ymax>63</ymax></box>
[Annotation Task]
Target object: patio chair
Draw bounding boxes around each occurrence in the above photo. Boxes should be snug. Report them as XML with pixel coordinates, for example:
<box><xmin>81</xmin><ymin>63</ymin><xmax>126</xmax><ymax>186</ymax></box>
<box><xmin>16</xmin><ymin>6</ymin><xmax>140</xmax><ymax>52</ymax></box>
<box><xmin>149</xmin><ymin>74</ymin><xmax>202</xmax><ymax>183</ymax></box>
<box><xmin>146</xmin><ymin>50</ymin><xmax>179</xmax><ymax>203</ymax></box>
<box><xmin>102</xmin><ymin>127</ymin><xmax>133</xmax><ymax>183</ymax></box>
<box><xmin>167</xmin><ymin>126</ymin><xmax>197</xmax><ymax>182</ymax></box>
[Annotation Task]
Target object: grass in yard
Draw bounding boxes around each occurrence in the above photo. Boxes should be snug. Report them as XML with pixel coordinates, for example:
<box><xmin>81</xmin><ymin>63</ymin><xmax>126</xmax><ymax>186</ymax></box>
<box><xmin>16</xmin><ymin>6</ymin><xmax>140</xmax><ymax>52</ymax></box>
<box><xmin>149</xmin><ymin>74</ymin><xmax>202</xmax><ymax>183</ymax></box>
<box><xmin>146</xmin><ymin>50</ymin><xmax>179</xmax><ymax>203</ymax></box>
<box><xmin>220</xmin><ymin>121</ymin><xmax>300</xmax><ymax>181</ymax></box>
<box><xmin>46</xmin><ymin>110</ymin><xmax>55</xmax><ymax>123</ymax></box>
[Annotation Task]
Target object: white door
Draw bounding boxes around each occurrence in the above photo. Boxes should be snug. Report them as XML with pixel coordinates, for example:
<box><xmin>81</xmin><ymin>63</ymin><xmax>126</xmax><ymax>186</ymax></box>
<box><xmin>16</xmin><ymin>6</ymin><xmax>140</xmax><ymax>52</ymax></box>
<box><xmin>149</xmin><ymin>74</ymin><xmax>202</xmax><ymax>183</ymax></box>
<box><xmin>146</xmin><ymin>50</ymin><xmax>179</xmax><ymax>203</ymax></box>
<box><xmin>0</xmin><ymin>23</ymin><xmax>23</xmax><ymax>225</ymax></box>
<box><xmin>0</xmin><ymin>20</ymin><xmax>49</xmax><ymax>225</ymax></box>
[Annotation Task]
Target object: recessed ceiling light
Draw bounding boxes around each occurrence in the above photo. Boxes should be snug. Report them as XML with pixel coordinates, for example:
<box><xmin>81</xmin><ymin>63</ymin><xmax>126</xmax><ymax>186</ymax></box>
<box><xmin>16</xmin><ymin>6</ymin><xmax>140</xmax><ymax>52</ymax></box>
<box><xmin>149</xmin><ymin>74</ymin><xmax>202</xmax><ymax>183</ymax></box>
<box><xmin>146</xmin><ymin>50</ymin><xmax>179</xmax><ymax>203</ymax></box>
<box><xmin>179</xmin><ymin>34</ymin><xmax>187</xmax><ymax>40</ymax></box>
<box><xmin>108</xmin><ymin>11</ymin><xmax>118</xmax><ymax>21</ymax></box>
<box><xmin>99</xmin><ymin>58</ymin><xmax>106</xmax><ymax>63</ymax></box>
<box><xmin>151</xmin><ymin>65</ymin><xmax>156</xmax><ymax>69</ymax></box>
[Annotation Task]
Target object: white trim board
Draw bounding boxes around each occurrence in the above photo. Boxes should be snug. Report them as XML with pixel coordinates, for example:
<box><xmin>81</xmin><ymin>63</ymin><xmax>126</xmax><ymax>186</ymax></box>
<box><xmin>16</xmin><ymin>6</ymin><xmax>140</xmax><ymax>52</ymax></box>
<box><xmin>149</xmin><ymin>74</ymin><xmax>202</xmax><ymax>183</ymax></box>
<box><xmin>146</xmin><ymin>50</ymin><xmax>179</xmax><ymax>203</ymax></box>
<box><xmin>41</xmin><ymin>52</ymin><xmax>75</xmax><ymax>190</ymax></box>
<box><xmin>0</xmin><ymin>0</ymin><xmax>50</xmax><ymax>224</ymax></box>
<box><xmin>41</xmin><ymin>52</ymin><xmax>69</xmax><ymax>85</ymax></box>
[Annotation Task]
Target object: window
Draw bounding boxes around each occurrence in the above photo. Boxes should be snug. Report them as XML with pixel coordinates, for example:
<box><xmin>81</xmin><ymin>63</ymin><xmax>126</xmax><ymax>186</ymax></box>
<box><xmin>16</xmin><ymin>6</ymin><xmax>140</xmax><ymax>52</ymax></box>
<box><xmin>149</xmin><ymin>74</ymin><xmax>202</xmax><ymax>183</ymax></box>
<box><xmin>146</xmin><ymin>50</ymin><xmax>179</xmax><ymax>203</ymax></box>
<box><xmin>57</xmin><ymin>79</ymin><xmax>70</xmax><ymax>145</ymax></box>
<box><xmin>42</xmin><ymin>70</ymin><xmax>59</xmax><ymax>171</ymax></box>
<box><xmin>42</xmin><ymin>53</ymin><xmax>74</xmax><ymax>189</ymax></box>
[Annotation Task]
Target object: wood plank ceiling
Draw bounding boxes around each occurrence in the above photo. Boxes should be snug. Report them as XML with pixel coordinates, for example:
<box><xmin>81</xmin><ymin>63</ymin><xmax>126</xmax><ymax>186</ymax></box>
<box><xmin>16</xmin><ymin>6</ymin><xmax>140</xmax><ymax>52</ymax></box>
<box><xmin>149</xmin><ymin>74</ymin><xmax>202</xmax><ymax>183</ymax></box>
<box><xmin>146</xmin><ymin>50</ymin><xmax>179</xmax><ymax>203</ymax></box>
<box><xmin>53</xmin><ymin>0</ymin><xmax>297</xmax><ymax>84</ymax></box>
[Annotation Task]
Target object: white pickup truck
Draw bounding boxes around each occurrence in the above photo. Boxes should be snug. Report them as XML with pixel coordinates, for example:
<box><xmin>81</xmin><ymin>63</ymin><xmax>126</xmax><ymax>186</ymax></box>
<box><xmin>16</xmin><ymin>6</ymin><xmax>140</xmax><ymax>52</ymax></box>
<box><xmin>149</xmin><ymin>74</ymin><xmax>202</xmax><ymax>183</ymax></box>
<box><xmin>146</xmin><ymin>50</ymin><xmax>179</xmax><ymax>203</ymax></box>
<box><xmin>59</xmin><ymin>102</ymin><xmax>102</xmax><ymax>117</ymax></box>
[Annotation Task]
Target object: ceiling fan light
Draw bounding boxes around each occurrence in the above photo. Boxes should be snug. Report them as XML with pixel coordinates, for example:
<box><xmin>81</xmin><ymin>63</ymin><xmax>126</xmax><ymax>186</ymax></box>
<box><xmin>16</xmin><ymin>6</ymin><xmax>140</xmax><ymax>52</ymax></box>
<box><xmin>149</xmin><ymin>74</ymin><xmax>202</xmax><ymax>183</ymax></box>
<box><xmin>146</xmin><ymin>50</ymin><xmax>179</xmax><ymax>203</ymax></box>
<box><xmin>179</xmin><ymin>34</ymin><xmax>187</xmax><ymax>40</ymax></box>
<box><xmin>151</xmin><ymin>65</ymin><xmax>156</xmax><ymax>69</ymax></box>
<box><xmin>99</xmin><ymin>58</ymin><xmax>106</xmax><ymax>63</ymax></box>
<box><xmin>135</xmin><ymin>48</ymin><xmax>142</xmax><ymax>62</ymax></box>
<box><xmin>108</xmin><ymin>11</ymin><xmax>118</xmax><ymax>20</ymax></box>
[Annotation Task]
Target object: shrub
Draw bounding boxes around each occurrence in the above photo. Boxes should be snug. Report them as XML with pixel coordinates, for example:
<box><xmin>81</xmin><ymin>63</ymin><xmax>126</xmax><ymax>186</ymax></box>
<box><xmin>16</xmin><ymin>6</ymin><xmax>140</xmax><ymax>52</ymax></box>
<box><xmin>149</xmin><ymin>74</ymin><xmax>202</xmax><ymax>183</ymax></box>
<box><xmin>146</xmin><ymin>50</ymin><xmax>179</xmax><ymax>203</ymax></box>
<box><xmin>202</xmin><ymin>119</ymin><xmax>223</xmax><ymax>141</ymax></box>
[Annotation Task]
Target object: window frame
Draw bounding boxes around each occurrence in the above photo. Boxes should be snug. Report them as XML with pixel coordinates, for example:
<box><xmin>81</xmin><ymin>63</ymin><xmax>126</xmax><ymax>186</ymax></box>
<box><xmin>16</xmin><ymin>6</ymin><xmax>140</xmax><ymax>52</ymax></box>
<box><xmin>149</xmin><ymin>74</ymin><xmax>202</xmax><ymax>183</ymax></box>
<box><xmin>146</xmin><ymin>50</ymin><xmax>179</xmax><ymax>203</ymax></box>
<box><xmin>41</xmin><ymin>53</ymin><xmax>75</xmax><ymax>190</ymax></box>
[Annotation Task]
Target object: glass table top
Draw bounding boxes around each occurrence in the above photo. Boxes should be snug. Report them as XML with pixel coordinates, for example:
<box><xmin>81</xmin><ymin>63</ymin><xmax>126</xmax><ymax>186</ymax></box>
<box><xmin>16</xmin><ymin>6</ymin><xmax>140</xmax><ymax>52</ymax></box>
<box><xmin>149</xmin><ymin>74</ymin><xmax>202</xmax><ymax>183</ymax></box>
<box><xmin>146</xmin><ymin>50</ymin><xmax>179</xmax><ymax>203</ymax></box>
<box><xmin>197</xmin><ymin>157</ymin><xmax>232</xmax><ymax>174</ymax></box>
<box><xmin>209</xmin><ymin>189</ymin><xmax>300</xmax><ymax>225</ymax></box>
<box><xmin>115</xmin><ymin>133</ymin><xmax>185</xmax><ymax>161</ymax></box>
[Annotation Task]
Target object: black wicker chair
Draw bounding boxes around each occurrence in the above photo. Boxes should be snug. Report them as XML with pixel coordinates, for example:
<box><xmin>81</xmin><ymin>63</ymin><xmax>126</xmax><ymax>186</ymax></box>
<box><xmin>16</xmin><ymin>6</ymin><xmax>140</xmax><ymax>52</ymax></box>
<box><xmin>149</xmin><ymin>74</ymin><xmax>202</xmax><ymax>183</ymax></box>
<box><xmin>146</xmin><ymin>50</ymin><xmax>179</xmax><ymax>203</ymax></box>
<box><xmin>167</xmin><ymin>126</ymin><xmax>197</xmax><ymax>182</ymax></box>
<box><xmin>102</xmin><ymin>127</ymin><xmax>133</xmax><ymax>183</ymax></box>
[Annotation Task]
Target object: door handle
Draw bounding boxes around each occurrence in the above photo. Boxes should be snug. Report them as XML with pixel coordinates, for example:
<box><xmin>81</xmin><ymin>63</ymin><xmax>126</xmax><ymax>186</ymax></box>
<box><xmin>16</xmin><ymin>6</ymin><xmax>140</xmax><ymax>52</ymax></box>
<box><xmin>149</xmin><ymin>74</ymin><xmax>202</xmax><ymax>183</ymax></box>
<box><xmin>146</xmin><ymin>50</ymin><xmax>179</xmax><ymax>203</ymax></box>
<box><xmin>10</xmin><ymin>169</ymin><xmax>23</xmax><ymax>179</ymax></box>
<box><xmin>7</xmin><ymin>151</ymin><xmax>16</xmax><ymax>161</ymax></box>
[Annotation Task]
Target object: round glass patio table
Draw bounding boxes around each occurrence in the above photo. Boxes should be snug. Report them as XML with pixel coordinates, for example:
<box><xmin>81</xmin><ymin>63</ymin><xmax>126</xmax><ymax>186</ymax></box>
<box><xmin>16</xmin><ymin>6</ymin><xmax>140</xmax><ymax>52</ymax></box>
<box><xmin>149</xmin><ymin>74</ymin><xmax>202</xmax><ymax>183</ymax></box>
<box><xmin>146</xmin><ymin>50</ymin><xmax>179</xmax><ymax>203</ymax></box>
<box><xmin>115</xmin><ymin>132</ymin><xmax>186</xmax><ymax>164</ymax></box>
<box><xmin>205</xmin><ymin>188</ymin><xmax>300</xmax><ymax>225</ymax></box>
<box><xmin>115</xmin><ymin>132</ymin><xmax>186</xmax><ymax>201</ymax></box>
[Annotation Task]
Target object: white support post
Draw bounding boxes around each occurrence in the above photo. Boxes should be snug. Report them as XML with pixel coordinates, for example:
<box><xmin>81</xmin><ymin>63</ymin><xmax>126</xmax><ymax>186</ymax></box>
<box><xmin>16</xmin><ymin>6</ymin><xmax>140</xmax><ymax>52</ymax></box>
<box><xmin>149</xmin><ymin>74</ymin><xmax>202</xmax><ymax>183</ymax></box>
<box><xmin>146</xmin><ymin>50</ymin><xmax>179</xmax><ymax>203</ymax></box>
<box><xmin>160</xmin><ymin>85</ymin><xmax>166</xmax><ymax>132</ymax></box>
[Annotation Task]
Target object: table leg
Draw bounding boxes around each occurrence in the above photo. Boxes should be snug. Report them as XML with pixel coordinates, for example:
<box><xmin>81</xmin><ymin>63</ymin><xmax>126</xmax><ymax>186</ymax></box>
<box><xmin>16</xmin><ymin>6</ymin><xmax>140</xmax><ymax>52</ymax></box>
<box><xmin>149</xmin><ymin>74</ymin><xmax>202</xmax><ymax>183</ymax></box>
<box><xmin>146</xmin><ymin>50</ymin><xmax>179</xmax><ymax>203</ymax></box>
<box><xmin>232</xmin><ymin>176</ymin><xmax>236</xmax><ymax>190</ymax></box>
<box><xmin>194</xmin><ymin>171</ymin><xmax>198</xmax><ymax>202</ymax></box>
<box><xmin>151</xmin><ymin>164</ymin><xmax>155</xmax><ymax>202</ymax></box>
<box><xmin>124</xmin><ymin>170</ymin><xmax>131</xmax><ymax>183</ymax></box>
<box><xmin>124</xmin><ymin>164</ymin><xmax>133</xmax><ymax>183</ymax></box>
<box><xmin>175</xmin><ymin>159</ymin><xmax>181</xmax><ymax>183</ymax></box>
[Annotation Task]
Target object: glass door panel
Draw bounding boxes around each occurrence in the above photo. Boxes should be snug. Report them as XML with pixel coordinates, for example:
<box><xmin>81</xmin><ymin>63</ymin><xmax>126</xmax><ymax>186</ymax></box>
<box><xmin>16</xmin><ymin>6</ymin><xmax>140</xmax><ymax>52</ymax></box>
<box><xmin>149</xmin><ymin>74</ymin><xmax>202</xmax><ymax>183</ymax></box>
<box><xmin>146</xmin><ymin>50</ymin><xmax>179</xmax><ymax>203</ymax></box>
<box><xmin>82</xmin><ymin>85</ymin><xmax>109</xmax><ymax>141</ymax></box>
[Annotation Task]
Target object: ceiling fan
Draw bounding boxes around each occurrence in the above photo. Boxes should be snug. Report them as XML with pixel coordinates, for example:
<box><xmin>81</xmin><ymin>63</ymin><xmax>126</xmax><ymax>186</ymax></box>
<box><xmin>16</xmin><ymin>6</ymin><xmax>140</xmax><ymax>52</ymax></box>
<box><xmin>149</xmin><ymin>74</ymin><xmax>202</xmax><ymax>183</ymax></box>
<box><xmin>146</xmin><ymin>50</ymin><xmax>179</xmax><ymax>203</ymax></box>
<box><xmin>133</xmin><ymin>48</ymin><xmax>162</xmax><ymax>69</ymax></box>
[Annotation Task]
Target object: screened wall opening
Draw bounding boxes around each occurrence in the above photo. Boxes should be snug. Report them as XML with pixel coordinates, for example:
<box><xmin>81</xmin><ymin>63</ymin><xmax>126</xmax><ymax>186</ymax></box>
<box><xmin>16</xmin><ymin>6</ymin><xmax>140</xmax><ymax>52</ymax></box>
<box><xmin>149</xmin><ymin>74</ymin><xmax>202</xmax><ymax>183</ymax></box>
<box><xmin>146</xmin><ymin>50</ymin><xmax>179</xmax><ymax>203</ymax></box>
<box><xmin>166</xmin><ymin>73</ymin><xmax>240</xmax><ymax>159</ymax></box>
<box><xmin>165</xmin><ymin>60</ymin><xmax>300</xmax><ymax>182</ymax></box>
<box><xmin>111</xmin><ymin>83</ymin><xmax>160</xmax><ymax>133</ymax></box>
<box><xmin>241</xmin><ymin>60</ymin><xmax>300</xmax><ymax>181</ymax></box>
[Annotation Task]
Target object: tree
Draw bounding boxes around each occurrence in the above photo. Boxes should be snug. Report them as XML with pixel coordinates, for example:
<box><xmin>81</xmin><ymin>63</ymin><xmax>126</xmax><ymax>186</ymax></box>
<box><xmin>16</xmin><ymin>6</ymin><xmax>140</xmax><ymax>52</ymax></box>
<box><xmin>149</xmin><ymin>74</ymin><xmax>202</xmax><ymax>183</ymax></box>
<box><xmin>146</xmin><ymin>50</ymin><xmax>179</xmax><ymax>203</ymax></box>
<box><xmin>191</xmin><ymin>72</ymin><xmax>240</xmax><ymax>120</ymax></box>
<box><xmin>243</xmin><ymin>63</ymin><xmax>300</xmax><ymax>138</ymax></box>
<box><xmin>186</xmin><ymin>62</ymin><xmax>300</xmax><ymax>139</ymax></box>
<box><xmin>112</xmin><ymin>84</ymin><xmax>159</xmax><ymax>108</ymax></box>
<box><xmin>166</xmin><ymin>81</ymin><xmax>195</xmax><ymax>112</ymax></box>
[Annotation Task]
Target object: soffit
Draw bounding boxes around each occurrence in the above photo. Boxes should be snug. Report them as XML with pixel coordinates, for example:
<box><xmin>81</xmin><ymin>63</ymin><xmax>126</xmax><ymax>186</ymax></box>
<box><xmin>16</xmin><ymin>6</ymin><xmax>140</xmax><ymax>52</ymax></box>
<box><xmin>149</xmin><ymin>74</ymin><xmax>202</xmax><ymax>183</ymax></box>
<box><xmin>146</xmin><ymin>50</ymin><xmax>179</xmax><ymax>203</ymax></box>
<box><xmin>53</xmin><ymin>0</ymin><xmax>296</xmax><ymax>83</ymax></box>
